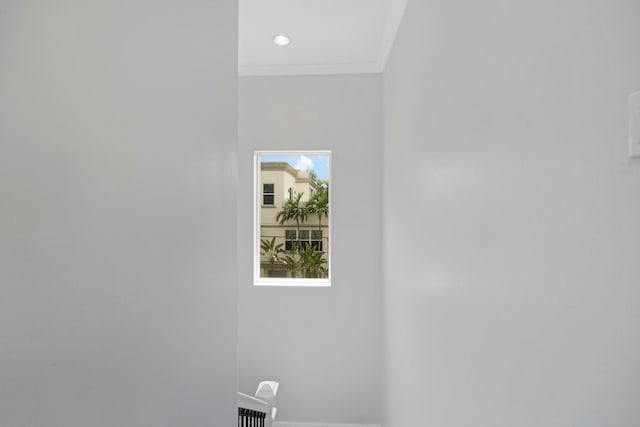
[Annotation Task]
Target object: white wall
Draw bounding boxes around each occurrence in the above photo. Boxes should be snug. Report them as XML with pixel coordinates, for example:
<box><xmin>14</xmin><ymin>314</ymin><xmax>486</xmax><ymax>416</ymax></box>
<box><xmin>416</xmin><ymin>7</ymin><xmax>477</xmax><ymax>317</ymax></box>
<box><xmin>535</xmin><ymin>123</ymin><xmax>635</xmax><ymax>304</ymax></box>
<box><xmin>238</xmin><ymin>75</ymin><xmax>382</xmax><ymax>424</ymax></box>
<box><xmin>383</xmin><ymin>1</ymin><xmax>640</xmax><ymax>426</ymax></box>
<box><xmin>0</xmin><ymin>1</ymin><xmax>238</xmax><ymax>426</ymax></box>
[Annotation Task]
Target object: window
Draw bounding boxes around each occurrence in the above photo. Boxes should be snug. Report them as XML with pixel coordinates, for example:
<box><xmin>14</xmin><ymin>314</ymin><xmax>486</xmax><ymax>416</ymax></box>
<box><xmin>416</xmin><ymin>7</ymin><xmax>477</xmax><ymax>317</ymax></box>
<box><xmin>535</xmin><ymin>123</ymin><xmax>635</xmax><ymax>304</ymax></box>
<box><xmin>284</xmin><ymin>229</ymin><xmax>322</xmax><ymax>251</ymax></box>
<box><xmin>255</xmin><ymin>151</ymin><xmax>331</xmax><ymax>286</ymax></box>
<box><xmin>263</xmin><ymin>183</ymin><xmax>274</xmax><ymax>205</ymax></box>
<box><xmin>311</xmin><ymin>230</ymin><xmax>323</xmax><ymax>251</ymax></box>
<box><xmin>285</xmin><ymin>230</ymin><xmax>297</xmax><ymax>251</ymax></box>
<box><xmin>298</xmin><ymin>230</ymin><xmax>309</xmax><ymax>249</ymax></box>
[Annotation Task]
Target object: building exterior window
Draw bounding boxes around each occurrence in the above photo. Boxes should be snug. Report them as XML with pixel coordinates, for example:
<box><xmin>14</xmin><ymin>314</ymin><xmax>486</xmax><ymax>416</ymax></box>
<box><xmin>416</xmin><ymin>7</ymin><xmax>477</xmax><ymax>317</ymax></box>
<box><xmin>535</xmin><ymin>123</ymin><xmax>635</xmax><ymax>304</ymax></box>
<box><xmin>285</xmin><ymin>230</ymin><xmax>297</xmax><ymax>251</ymax></box>
<box><xmin>298</xmin><ymin>230</ymin><xmax>309</xmax><ymax>249</ymax></box>
<box><xmin>311</xmin><ymin>230</ymin><xmax>322</xmax><ymax>251</ymax></box>
<box><xmin>263</xmin><ymin>183</ymin><xmax>274</xmax><ymax>205</ymax></box>
<box><xmin>283</xmin><ymin>229</ymin><xmax>323</xmax><ymax>251</ymax></box>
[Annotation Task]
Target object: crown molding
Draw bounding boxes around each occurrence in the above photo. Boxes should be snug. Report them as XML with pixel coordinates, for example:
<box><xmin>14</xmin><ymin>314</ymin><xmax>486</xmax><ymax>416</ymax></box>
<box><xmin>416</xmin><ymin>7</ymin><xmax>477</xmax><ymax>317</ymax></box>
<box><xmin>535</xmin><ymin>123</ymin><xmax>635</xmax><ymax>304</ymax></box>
<box><xmin>238</xmin><ymin>62</ymin><xmax>383</xmax><ymax>77</ymax></box>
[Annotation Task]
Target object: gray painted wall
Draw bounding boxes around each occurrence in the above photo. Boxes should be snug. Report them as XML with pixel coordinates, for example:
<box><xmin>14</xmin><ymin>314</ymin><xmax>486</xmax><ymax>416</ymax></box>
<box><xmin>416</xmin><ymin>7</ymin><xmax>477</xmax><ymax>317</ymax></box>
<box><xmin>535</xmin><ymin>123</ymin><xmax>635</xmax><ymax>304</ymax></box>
<box><xmin>0</xmin><ymin>1</ymin><xmax>238</xmax><ymax>425</ymax></box>
<box><xmin>238</xmin><ymin>75</ymin><xmax>382</xmax><ymax>424</ymax></box>
<box><xmin>383</xmin><ymin>1</ymin><xmax>640</xmax><ymax>426</ymax></box>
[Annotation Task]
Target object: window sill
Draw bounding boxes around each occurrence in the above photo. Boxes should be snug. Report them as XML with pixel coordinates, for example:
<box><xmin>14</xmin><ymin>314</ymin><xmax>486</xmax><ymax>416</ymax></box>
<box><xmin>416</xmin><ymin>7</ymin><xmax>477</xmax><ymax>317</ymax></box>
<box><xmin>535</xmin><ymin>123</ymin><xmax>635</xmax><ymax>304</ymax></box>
<box><xmin>254</xmin><ymin>278</ymin><xmax>331</xmax><ymax>287</ymax></box>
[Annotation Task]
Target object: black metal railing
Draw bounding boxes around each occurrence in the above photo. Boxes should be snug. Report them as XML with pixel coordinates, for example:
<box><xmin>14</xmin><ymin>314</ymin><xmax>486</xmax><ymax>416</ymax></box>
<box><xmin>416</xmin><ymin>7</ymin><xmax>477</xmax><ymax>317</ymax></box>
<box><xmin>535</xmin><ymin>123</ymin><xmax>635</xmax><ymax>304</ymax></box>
<box><xmin>238</xmin><ymin>407</ymin><xmax>266</xmax><ymax>427</ymax></box>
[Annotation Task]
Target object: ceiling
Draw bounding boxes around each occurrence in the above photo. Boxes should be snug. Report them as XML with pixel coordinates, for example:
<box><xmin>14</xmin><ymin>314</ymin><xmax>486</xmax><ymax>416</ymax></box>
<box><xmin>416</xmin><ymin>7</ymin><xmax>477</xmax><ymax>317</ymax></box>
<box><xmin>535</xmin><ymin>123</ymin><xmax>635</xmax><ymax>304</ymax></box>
<box><xmin>238</xmin><ymin>0</ymin><xmax>408</xmax><ymax>76</ymax></box>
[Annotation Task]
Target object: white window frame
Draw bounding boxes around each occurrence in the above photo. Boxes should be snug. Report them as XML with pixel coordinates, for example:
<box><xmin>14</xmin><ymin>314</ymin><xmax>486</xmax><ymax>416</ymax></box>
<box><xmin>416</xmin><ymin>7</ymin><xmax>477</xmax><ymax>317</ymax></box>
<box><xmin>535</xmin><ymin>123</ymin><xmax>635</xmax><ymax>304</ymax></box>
<box><xmin>254</xmin><ymin>150</ymin><xmax>331</xmax><ymax>287</ymax></box>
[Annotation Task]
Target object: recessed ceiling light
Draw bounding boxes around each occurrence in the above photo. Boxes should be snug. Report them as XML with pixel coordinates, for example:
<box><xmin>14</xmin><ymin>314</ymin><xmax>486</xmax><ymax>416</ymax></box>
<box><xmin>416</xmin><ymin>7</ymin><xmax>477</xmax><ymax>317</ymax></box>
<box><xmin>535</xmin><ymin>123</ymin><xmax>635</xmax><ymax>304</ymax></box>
<box><xmin>272</xmin><ymin>35</ymin><xmax>291</xmax><ymax>46</ymax></box>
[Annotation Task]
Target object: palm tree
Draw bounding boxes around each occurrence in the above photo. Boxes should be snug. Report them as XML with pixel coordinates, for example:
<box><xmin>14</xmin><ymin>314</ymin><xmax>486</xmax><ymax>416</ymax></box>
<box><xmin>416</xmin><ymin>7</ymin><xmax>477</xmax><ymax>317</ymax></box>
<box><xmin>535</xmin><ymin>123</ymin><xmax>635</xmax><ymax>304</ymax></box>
<box><xmin>276</xmin><ymin>192</ymin><xmax>308</xmax><ymax>244</ymax></box>
<box><xmin>282</xmin><ymin>248</ymin><xmax>303</xmax><ymax>278</ymax></box>
<box><xmin>299</xmin><ymin>243</ymin><xmax>328</xmax><ymax>278</ymax></box>
<box><xmin>260</xmin><ymin>237</ymin><xmax>284</xmax><ymax>276</ymax></box>
<box><xmin>306</xmin><ymin>183</ymin><xmax>329</xmax><ymax>232</ymax></box>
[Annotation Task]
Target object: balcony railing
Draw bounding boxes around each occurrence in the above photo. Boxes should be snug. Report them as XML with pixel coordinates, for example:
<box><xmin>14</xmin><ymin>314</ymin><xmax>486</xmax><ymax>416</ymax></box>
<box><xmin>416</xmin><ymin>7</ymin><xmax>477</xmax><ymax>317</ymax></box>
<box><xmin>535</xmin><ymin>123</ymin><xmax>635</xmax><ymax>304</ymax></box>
<box><xmin>237</xmin><ymin>381</ymin><xmax>278</xmax><ymax>427</ymax></box>
<box><xmin>238</xmin><ymin>407</ymin><xmax>266</xmax><ymax>427</ymax></box>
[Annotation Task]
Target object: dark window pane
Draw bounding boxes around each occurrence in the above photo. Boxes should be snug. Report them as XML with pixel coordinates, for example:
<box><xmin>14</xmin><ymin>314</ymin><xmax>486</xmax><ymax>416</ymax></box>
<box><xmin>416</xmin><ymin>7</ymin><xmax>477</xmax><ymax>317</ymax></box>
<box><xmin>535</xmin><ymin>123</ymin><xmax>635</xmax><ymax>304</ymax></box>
<box><xmin>263</xmin><ymin>183</ymin><xmax>274</xmax><ymax>193</ymax></box>
<box><xmin>285</xmin><ymin>230</ymin><xmax>297</xmax><ymax>240</ymax></box>
<box><xmin>263</xmin><ymin>195</ymin><xmax>274</xmax><ymax>205</ymax></box>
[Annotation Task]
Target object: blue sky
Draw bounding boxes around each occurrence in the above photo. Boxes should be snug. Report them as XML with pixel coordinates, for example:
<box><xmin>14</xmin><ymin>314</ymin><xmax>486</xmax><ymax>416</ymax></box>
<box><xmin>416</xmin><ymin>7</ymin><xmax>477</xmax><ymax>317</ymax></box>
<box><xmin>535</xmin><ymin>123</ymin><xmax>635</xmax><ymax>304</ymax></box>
<box><xmin>259</xmin><ymin>153</ymin><xmax>330</xmax><ymax>181</ymax></box>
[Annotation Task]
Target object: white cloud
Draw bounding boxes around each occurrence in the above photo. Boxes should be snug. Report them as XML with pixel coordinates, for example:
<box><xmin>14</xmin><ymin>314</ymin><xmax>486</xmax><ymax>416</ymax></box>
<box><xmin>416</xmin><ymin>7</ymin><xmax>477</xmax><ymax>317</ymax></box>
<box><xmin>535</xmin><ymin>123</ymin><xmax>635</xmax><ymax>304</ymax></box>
<box><xmin>294</xmin><ymin>155</ymin><xmax>313</xmax><ymax>171</ymax></box>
